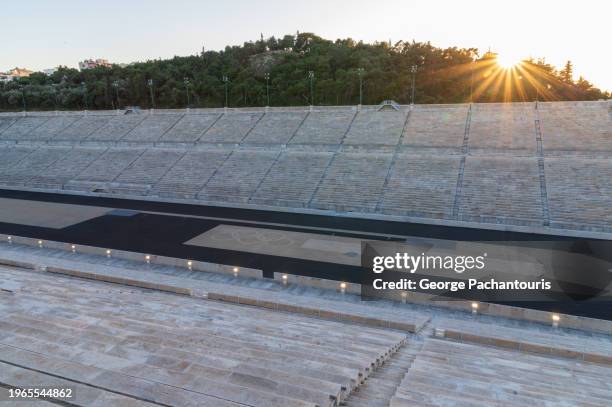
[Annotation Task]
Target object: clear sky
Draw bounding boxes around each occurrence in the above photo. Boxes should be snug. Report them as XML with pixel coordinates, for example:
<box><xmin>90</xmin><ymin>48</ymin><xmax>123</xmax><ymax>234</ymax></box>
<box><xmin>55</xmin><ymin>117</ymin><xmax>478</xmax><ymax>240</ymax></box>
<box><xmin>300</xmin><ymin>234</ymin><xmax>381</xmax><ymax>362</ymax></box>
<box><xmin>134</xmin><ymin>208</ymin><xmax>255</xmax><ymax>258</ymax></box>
<box><xmin>2</xmin><ymin>0</ymin><xmax>610</xmax><ymax>91</ymax></box>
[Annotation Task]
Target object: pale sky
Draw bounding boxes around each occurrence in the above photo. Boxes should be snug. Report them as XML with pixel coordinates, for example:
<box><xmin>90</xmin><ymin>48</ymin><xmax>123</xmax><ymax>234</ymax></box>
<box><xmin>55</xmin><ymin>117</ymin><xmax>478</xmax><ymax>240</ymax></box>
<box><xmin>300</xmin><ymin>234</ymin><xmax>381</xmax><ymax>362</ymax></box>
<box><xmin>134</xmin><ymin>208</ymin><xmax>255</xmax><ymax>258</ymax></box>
<box><xmin>2</xmin><ymin>0</ymin><xmax>610</xmax><ymax>91</ymax></box>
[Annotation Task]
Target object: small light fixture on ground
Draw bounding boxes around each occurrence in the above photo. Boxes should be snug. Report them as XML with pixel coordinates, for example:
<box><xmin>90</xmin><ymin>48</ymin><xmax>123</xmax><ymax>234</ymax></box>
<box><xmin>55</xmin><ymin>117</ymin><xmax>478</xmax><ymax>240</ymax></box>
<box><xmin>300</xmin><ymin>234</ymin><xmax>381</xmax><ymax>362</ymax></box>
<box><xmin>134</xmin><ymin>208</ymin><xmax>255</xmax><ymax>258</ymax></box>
<box><xmin>71</xmin><ymin>244</ymin><xmax>76</xmax><ymax>253</ymax></box>
<box><xmin>145</xmin><ymin>255</ymin><xmax>151</xmax><ymax>264</ymax></box>
<box><xmin>281</xmin><ymin>274</ymin><xmax>288</xmax><ymax>285</ymax></box>
<box><xmin>233</xmin><ymin>267</ymin><xmax>239</xmax><ymax>277</ymax></box>
<box><xmin>38</xmin><ymin>240</ymin><xmax>43</xmax><ymax>248</ymax></box>
<box><xmin>187</xmin><ymin>260</ymin><xmax>193</xmax><ymax>270</ymax></box>
<box><xmin>7</xmin><ymin>236</ymin><xmax>12</xmax><ymax>244</ymax></box>
<box><xmin>471</xmin><ymin>302</ymin><xmax>479</xmax><ymax>314</ymax></box>
<box><xmin>339</xmin><ymin>282</ymin><xmax>347</xmax><ymax>294</ymax></box>
<box><xmin>106</xmin><ymin>249</ymin><xmax>112</xmax><ymax>258</ymax></box>
<box><xmin>552</xmin><ymin>313</ymin><xmax>560</xmax><ymax>328</ymax></box>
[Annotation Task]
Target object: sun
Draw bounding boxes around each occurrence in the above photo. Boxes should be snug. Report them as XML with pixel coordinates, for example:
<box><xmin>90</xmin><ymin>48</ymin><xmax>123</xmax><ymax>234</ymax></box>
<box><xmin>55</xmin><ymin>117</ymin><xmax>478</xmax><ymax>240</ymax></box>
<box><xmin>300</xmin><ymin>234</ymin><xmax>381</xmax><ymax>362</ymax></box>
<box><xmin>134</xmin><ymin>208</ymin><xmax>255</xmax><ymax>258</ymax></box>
<box><xmin>496</xmin><ymin>54</ymin><xmax>523</xmax><ymax>69</ymax></box>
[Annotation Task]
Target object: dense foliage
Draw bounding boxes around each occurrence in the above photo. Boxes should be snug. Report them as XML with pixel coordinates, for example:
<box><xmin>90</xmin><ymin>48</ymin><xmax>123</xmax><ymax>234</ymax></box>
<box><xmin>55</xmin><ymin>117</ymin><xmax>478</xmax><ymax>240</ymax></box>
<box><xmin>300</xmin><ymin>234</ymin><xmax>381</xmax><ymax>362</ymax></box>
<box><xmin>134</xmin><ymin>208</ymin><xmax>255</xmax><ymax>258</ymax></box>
<box><xmin>1</xmin><ymin>33</ymin><xmax>608</xmax><ymax>111</ymax></box>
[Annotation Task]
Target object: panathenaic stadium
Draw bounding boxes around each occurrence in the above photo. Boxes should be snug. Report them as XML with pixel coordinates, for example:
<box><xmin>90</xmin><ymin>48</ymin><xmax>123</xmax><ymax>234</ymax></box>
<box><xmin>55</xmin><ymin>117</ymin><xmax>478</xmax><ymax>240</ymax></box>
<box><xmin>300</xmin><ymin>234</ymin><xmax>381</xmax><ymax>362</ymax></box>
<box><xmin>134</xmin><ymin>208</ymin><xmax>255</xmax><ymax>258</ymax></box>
<box><xmin>0</xmin><ymin>100</ymin><xmax>610</xmax><ymax>406</ymax></box>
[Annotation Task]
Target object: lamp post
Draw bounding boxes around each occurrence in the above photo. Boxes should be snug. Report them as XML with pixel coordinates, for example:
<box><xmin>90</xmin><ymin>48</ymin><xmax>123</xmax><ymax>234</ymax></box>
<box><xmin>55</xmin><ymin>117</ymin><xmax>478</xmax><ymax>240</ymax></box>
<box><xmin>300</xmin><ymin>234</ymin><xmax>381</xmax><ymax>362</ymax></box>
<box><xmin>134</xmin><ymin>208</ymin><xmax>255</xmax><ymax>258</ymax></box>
<box><xmin>357</xmin><ymin>68</ymin><xmax>364</xmax><ymax>105</ymax></box>
<box><xmin>470</xmin><ymin>60</ymin><xmax>475</xmax><ymax>103</ymax></box>
<box><xmin>308</xmin><ymin>71</ymin><xmax>315</xmax><ymax>106</ymax></box>
<box><xmin>81</xmin><ymin>82</ymin><xmax>88</xmax><ymax>110</ymax></box>
<box><xmin>184</xmin><ymin>77</ymin><xmax>190</xmax><ymax>108</ymax></box>
<box><xmin>112</xmin><ymin>81</ymin><xmax>120</xmax><ymax>109</ymax></box>
<box><xmin>264</xmin><ymin>72</ymin><xmax>270</xmax><ymax>106</ymax></box>
<box><xmin>410</xmin><ymin>65</ymin><xmax>418</xmax><ymax>105</ymax></box>
<box><xmin>147</xmin><ymin>79</ymin><xmax>155</xmax><ymax>109</ymax></box>
<box><xmin>21</xmin><ymin>87</ymin><xmax>26</xmax><ymax>111</ymax></box>
<box><xmin>222</xmin><ymin>75</ymin><xmax>229</xmax><ymax>107</ymax></box>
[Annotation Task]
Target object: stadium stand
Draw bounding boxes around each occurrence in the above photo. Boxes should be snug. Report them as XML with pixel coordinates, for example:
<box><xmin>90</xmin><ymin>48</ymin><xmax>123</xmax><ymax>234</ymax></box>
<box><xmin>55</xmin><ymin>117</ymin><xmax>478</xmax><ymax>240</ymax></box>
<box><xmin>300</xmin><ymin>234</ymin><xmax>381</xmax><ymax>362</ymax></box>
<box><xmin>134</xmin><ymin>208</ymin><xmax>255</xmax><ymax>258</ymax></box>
<box><xmin>469</xmin><ymin>103</ymin><xmax>537</xmax><ymax>153</ymax></box>
<box><xmin>28</xmin><ymin>147</ymin><xmax>106</xmax><ymax>189</ymax></box>
<box><xmin>343</xmin><ymin>109</ymin><xmax>408</xmax><ymax>145</ymax></box>
<box><xmin>159</xmin><ymin>113</ymin><xmax>221</xmax><ymax>143</ymax></box>
<box><xmin>86</xmin><ymin>114</ymin><xmax>146</xmax><ymax>142</ymax></box>
<box><xmin>402</xmin><ymin>104</ymin><xmax>468</xmax><ymax>152</ymax></box>
<box><xmin>243</xmin><ymin>111</ymin><xmax>307</xmax><ymax>144</ymax></box>
<box><xmin>200</xmin><ymin>112</ymin><xmax>263</xmax><ymax>143</ymax></box>
<box><xmin>113</xmin><ymin>149</ymin><xmax>185</xmax><ymax>195</ymax></box>
<box><xmin>120</xmin><ymin>113</ymin><xmax>183</xmax><ymax>143</ymax></box>
<box><xmin>379</xmin><ymin>154</ymin><xmax>461</xmax><ymax>219</ymax></box>
<box><xmin>546</xmin><ymin>157</ymin><xmax>612</xmax><ymax>230</ymax></box>
<box><xmin>539</xmin><ymin>101</ymin><xmax>612</xmax><ymax>154</ymax></box>
<box><xmin>65</xmin><ymin>148</ymin><xmax>144</xmax><ymax>191</ymax></box>
<box><xmin>23</xmin><ymin>115</ymin><xmax>81</xmax><ymax>142</ymax></box>
<box><xmin>151</xmin><ymin>149</ymin><xmax>232</xmax><ymax>199</ymax></box>
<box><xmin>53</xmin><ymin>115</ymin><xmax>112</xmax><ymax>142</ymax></box>
<box><xmin>458</xmin><ymin>156</ymin><xmax>543</xmax><ymax>225</ymax></box>
<box><xmin>0</xmin><ymin>240</ymin><xmax>609</xmax><ymax>407</ymax></box>
<box><xmin>250</xmin><ymin>151</ymin><xmax>334</xmax><ymax>207</ymax></box>
<box><xmin>0</xmin><ymin>116</ymin><xmax>49</xmax><ymax>139</ymax></box>
<box><xmin>199</xmin><ymin>150</ymin><xmax>279</xmax><ymax>203</ymax></box>
<box><xmin>0</xmin><ymin>101</ymin><xmax>610</xmax><ymax>236</ymax></box>
<box><xmin>310</xmin><ymin>152</ymin><xmax>394</xmax><ymax>213</ymax></box>
<box><xmin>390</xmin><ymin>338</ymin><xmax>612</xmax><ymax>407</ymax></box>
<box><xmin>291</xmin><ymin>110</ymin><xmax>355</xmax><ymax>145</ymax></box>
<box><xmin>0</xmin><ymin>147</ymin><xmax>70</xmax><ymax>186</ymax></box>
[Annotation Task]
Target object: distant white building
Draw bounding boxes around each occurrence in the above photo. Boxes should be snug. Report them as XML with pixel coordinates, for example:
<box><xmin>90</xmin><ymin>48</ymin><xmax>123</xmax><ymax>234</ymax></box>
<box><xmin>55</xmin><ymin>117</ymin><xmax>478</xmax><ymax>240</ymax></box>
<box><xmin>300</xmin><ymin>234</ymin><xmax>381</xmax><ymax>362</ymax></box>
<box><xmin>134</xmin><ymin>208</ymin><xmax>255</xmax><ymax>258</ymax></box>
<box><xmin>79</xmin><ymin>58</ymin><xmax>112</xmax><ymax>70</ymax></box>
<box><xmin>0</xmin><ymin>67</ymin><xmax>33</xmax><ymax>82</ymax></box>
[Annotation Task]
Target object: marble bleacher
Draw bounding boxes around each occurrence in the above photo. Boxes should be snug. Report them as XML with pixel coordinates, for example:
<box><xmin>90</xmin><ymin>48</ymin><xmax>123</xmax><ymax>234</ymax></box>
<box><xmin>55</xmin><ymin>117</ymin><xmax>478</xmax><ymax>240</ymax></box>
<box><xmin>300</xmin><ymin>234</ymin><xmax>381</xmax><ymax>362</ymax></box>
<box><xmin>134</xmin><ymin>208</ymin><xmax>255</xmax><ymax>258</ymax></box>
<box><xmin>86</xmin><ymin>114</ymin><xmax>146</xmax><ymax>142</ymax></box>
<box><xmin>0</xmin><ymin>146</ymin><xmax>37</xmax><ymax>172</ymax></box>
<box><xmin>159</xmin><ymin>113</ymin><xmax>221</xmax><ymax>143</ymax></box>
<box><xmin>28</xmin><ymin>147</ymin><xmax>106</xmax><ymax>189</ymax></box>
<box><xmin>343</xmin><ymin>109</ymin><xmax>408</xmax><ymax>145</ymax></box>
<box><xmin>0</xmin><ymin>116</ymin><xmax>19</xmax><ymax>134</ymax></box>
<box><xmin>250</xmin><ymin>151</ymin><xmax>333</xmax><ymax>207</ymax></box>
<box><xmin>291</xmin><ymin>111</ymin><xmax>355</xmax><ymax>145</ymax></box>
<box><xmin>53</xmin><ymin>115</ymin><xmax>112</xmax><ymax>142</ymax></box>
<box><xmin>23</xmin><ymin>115</ymin><xmax>81</xmax><ymax>142</ymax></box>
<box><xmin>546</xmin><ymin>157</ymin><xmax>612</xmax><ymax>230</ymax></box>
<box><xmin>200</xmin><ymin>112</ymin><xmax>262</xmax><ymax>143</ymax></box>
<box><xmin>469</xmin><ymin>103</ymin><xmax>536</xmax><ymax>153</ymax></box>
<box><xmin>151</xmin><ymin>149</ymin><xmax>231</xmax><ymax>199</ymax></box>
<box><xmin>539</xmin><ymin>102</ymin><xmax>612</xmax><ymax>154</ymax></box>
<box><xmin>0</xmin><ymin>147</ymin><xmax>70</xmax><ymax>186</ymax></box>
<box><xmin>113</xmin><ymin>149</ymin><xmax>185</xmax><ymax>195</ymax></box>
<box><xmin>65</xmin><ymin>148</ymin><xmax>144</xmax><ymax>191</ymax></box>
<box><xmin>198</xmin><ymin>149</ymin><xmax>279</xmax><ymax>203</ymax></box>
<box><xmin>391</xmin><ymin>338</ymin><xmax>612</xmax><ymax>407</ymax></box>
<box><xmin>0</xmin><ymin>101</ymin><xmax>610</xmax><ymax>236</ymax></box>
<box><xmin>380</xmin><ymin>154</ymin><xmax>461</xmax><ymax>219</ymax></box>
<box><xmin>120</xmin><ymin>113</ymin><xmax>182</xmax><ymax>143</ymax></box>
<box><xmin>310</xmin><ymin>152</ymin><xmax>393</xmax><ymax>212</ymax></box>
<box><xmin>459</xmin><ymin>155</ymin><xmax>543</xmax><ymax>225</ymax></box>
<box><xmin>243</xmin><ymin>112</ymin><xmax>307</xmax><ymax>144</ymax></box>
<box><xmin>0</xmin><ymin>264</ymin><xmax>406</xmax><ymax>407</ymax></box>
<box><xmin>402</xmin><ymin>104</ymin><xmax>468</xmax><ymax>151</ymax></box>
<box><xmin>0</xmin><ymin>116</ymin><xmax>49</xmax><ymax>140</ymax></box>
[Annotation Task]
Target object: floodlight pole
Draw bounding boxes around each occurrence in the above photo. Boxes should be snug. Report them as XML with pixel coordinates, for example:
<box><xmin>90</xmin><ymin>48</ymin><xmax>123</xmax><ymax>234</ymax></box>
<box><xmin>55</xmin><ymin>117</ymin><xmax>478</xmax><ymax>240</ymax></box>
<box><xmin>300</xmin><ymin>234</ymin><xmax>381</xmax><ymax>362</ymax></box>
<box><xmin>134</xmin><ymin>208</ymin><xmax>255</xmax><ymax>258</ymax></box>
<box><xmin>264</xmin><ymin>72</ymin><xmax>270</xmax><ymax>106</ymax></box>
<box><xmin>21</xmin><ymin>87</ymin><xmax>26</xmax><ymax>111</ymax></box>
<box><xmin>308</xmin><ymin>71</ymin><xmax>315</xmax><ymax>106</ymax></box>
<box><xmin>357</xmin><ymin>68</ymin><xmax>364</xmax><ymax>105</ymax></box>
<box><xmin>147</xmin><ymin>79</ymin><xmax>155</xmax><ymax>109</ymax></box>
<box><xmin>222</xmin><ymin>75</ymin><xmax>229</xmax><ymax>107</ymax></box>
<box><xmin>113</xmin><ymin>81</ymin><xmax>120</xmax><ymax>109</ymax></box>
<box><xmin>81</xmin><ymin>82</ymin><xmax>88</xmax><ymax>110</ymax></box>
<box><xmin>470</xmin><ymin>61</ymin><xmax>475</xmax><ymax>103</ymax></box>
<box><xmin>184</xmin><ymin>77</ymin><xmax>190</xmax><ymax>108</ymax></box>
<box><xmin>410</xmin><ymin>65</ymin><xmax>418</xmax><ymax>105</ymax></box>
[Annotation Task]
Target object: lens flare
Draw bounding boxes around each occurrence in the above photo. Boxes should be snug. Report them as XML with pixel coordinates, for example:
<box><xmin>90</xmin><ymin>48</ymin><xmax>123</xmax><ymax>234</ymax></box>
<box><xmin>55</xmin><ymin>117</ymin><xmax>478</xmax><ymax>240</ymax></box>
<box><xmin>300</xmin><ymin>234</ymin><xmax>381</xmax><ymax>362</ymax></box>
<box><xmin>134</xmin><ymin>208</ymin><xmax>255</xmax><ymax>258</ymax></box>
<box><xmin>496</xmin><ymin>54</ymin><xmax>522</xmax><ymax>69</ymax></box>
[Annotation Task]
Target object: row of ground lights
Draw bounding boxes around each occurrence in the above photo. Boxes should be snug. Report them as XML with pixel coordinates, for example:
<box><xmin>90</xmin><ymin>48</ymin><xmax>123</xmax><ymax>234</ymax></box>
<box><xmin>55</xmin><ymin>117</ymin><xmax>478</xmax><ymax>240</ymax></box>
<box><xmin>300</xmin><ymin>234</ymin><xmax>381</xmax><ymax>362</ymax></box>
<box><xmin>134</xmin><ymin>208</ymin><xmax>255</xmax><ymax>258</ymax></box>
<box><xmin>7</xmin><ymin>236</ymin><xmax>565</xmax><ymax>327</ymax></box>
